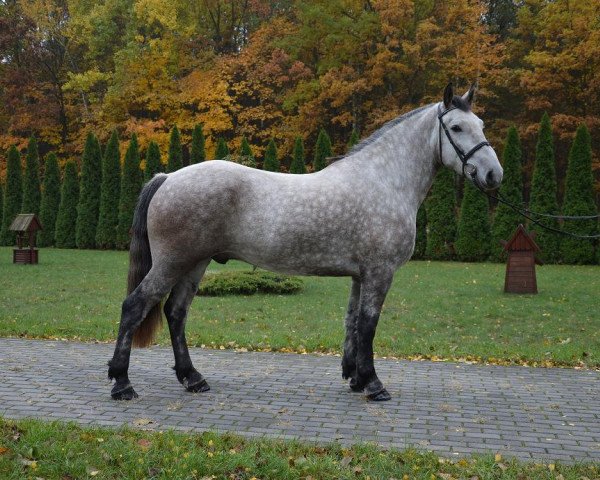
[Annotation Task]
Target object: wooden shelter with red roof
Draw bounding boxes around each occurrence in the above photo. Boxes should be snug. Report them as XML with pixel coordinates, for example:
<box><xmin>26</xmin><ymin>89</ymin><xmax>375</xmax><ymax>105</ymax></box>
<box><xmin>502</xmin><ymin>224</ymin><xmax>542</xmax><ymax>294</ymax></box>
<box><xmin>9</xmin><ymin>214</ymin><xmax>43</xmax><ymax>264</ymax></box>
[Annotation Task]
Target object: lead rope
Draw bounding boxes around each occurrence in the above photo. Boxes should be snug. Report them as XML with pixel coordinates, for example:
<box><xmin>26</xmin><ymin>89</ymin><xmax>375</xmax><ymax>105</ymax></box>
<box><xmin>437</xmin><ymin>104</ymin><xmax>600</xmax><ymax>240</ymax></box>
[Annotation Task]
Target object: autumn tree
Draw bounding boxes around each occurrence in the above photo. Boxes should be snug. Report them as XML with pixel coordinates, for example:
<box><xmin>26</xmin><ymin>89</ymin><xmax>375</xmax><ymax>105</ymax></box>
<box><xmin>528</xmin><ymin>113</ymin><xmax>560</xmax><ymax>263</ymax></box>
<box><xmin>190</xmin><ymin>124</ymin><xmax>206</xmax><ymax>164</ymax></box>
<box><xmin>96</xmin><ymin>131</ymin><xmax>121</xmax><ymax>249</ymax></box>
<box><xmin>0</xmin><ymin>183</ymin><xmax>3</xmax><ymax>237</ymax></box>
<box><xmin>560</xmin><ymin>125</ymin><xmax>598</xmax><ymax>264</ymax></box>
<box><xmin>145</xmin><ymin>141</ymin><xmax>163</xmax><ymax>182</ymax></box>
<box><xmin>290</xmin><ymin>137</ymin><xmax>306</xmax><ymax>174</ymax></box>
<box><xmin>0</xmin><ymin>146</ymin><xmax>23</xmax><ymax>246</ymax></box>
<box><xmin>425</xmin><ymin>168</ymin><xmax>456</xmax><ymax>260</ymax></box>
<box><xmin>313</xmin><ymin>128</ymin><xmax>332</xmax><ymax>172</ymax></box>
<box><xmin>116</xmin><ymin>135</ymin><xmax>142</xmax><ymax>249</ymax></box>
<box><xmin>490</xmin><ymin>127</ymin><xmax>523</xmax><ymax>261</ymax></box>
<box><xmin>167</xmin><ymin>126</ymin><xmax>183</xmax><ymax>173</ymax></box>
<box><xmin>76</xmin><ymin>133</ymin><xmax>102</xmax><ymax>249</ymax></box>
<box><xmin>412</xmin><ymin>206</ymin><xmax>427</xmax><ymax>260</ymax></box>
<box><xmin>263</xmin><ymin>139</ymin><xmax>279</xmax><ymax>172</ymax></box>
<box><xmin>215</xmin><ymin>138</ymin><xmax>230</xmax><ymax>159</ymax></box>
<box><xmin>38</xmin><ymin>153</ymin><xmax>61</xmax><ymax>247</ymax></box>
<box><xmin>55</xmin><ymin>161</ymin><xmax>79</xmax><ymax>249</ymax></box>
<box><xmin>22</xmin><ymin>136</ymin><xmax>41</xmax><ymax>215</ymax></box>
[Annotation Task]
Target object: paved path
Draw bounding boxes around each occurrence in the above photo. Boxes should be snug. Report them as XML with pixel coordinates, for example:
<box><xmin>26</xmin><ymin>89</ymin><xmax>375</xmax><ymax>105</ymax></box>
<box><xmin>0</xmin><ymin>339</ymin><xmax>599</xmax><ymax>463</ymax></box>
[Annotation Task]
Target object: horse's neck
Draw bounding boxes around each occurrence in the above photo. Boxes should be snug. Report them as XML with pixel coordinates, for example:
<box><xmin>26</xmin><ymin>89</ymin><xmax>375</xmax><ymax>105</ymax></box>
<box><xmin>349</xmin><ymin>105</ymin><xmax>440</xmax><ymax>212</ymax></box>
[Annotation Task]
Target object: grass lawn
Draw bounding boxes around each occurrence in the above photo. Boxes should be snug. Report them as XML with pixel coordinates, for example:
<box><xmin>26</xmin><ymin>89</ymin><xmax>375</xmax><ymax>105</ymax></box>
<box><xmin>0</xmin><ymin>417</ymin><xmax>597</xmax><ymax>479</ymax></box>
<box><xmin>0</xmin><ymin>247</ymin><xmax>599</xmax><ymax>367</ymax></box>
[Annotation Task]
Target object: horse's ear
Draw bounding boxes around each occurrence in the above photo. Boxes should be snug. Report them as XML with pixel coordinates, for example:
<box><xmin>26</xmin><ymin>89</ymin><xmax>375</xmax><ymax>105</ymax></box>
<box><xmin>443</xmin><ymin>83</ymin><xmax>453</xmax><ymax>109</ymax></box>
<box><xmin>463</xmin><ymin>82</ymin><xmax>477</xmax><ymax>106</ymax></box>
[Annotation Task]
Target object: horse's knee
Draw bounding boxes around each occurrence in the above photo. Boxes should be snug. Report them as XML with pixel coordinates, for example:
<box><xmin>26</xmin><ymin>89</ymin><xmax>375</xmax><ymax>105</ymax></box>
<box><xmin>164</xmin><ymin>301</ymin><xmax>187</xmax><ymax>324</ymax></box>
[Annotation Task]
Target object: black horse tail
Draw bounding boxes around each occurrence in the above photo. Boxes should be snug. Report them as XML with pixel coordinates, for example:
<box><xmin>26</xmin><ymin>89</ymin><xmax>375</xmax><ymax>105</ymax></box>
<box><xmin>128</xmin><ymin>173</ymin><xmax>168</xmax><ymax>348</ymax></box>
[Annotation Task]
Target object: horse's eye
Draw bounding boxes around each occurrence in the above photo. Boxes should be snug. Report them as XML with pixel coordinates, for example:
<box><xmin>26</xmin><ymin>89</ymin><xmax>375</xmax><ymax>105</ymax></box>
<box><xmin>451</xmin><ymin>125</ymin><xmax>462</xmax><ymax>132</ymax></box>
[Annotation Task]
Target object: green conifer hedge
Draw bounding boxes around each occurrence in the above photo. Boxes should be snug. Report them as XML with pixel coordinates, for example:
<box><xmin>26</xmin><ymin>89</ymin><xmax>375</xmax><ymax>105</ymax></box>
<box><xmin>425</xmin><ymin>168</ymin><xmax>456</xmax><ymax>260</ymax></box>
<box><xmin>38</xmin><ymin>153</ymin><xmax>61</xmax><ymax>247</ymax></box>
<box><xmin>144</xmin><ymin>141</ymin><xmax>163</xmax><ymax>182</ymax></box>
<box><xmin>22</xmin><ymin>136</ymin><xmax>41</xmax><ymax>215</ymax></box>
<box><xmin>215</xmin><ymin>137</ymin><xmax>230</xmax><ymax>159</ymax></box>
<box><xmin>190</xmin><ymin>124</ymin><xmax>206</xmax><ymax>164</ymax></box>
<box><xmin>455</xmin><ymin>180</ymin><xmax>492</xmax><ymax>261</ymax></box>
<box><xmin>289</xmin><ymin>137</ymin><xmax>306</xmax><ymax>174</ymax></box>
<box><xmin>55</xmin><ymin>161</ymin><xmax>79</xmax><ymax>249</ymax></box>
<box><xmin>167</xmin><ymin>126</ymin><xmax>183</xmax><ymax>172</ymax></box>
<box><xmin>263</xmin><ymin>139</ymin><xmax>280</xmax><ymax>172</ymax></box>
<box><xmin>76</xmin><ymin>132</ymin><xmax>102</xmax><ymax>249</ymax></box>
<box><xmin>116</xmin><ymin>135</ymin><xmax>142</xmax><ymax>249</ymax></box>
<box><xmin>96</xmin><ymin>131</ymin><xmax>121</xmax><ymax>249</ymax></box>
<box><xmin>0</xmin><ymin>146</ymin><xmax>23</xmax><ymax>245</ymax></box>
<box><xmin>313</xmin><ymin>128</ymin><xmax>332</xmax><ymax>172</ymax></box>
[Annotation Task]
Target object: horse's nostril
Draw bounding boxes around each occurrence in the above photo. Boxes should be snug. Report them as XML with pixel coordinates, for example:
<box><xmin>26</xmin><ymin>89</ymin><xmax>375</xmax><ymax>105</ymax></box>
<box><xmin>485</xmin><ymin>170</ymin><xmax>495</xmax><ymax>187</ymax></box>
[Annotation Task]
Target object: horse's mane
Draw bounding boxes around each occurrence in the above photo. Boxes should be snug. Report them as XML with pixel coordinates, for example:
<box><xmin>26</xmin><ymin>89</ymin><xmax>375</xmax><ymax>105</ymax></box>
<box><xmin>347</xmin><ymin>96</ymin><xmax>470</xmax><ymax>157</ymax></box>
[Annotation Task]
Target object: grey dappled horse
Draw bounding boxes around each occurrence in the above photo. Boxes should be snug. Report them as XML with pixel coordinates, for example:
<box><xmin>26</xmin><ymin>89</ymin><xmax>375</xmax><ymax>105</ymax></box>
<box><xmin>108</xmin><ymin>84</ymin><xmax>503</xmax><ymax>401</ymax></box>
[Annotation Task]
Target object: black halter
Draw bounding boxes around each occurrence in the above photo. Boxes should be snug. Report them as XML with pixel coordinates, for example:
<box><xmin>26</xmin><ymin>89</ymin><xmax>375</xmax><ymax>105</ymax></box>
<box><xmin>437</xmin><ymin>104</ymin><xmax>491</xmax><ymax>181</ymax></box>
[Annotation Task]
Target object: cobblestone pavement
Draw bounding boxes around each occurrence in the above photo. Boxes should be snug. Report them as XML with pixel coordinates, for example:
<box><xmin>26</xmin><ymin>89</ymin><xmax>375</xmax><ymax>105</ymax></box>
<box><xmin>1</xmin><ymin>338</ymin><xmax>599</xmax><ymax>463</ymax></box>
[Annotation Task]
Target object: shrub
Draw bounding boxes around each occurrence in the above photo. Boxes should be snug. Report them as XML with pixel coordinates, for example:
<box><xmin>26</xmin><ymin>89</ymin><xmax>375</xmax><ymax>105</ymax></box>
<box><xmin>425</xmin><ymin>168</ymin><xmax>456</xmax><ymax>260</ymax></box>
<box><xmin>96</xmin><ymin>131</ymin><xmax>121</xmax><ymax>249</ymax></box>
<box><xmin>0</xmin><ymin>146</ymin><xmax>22</xmax><ymax>245</ymax></box>
<box><xmin>215</xmin><ymin>138</ymin><xmax>230</xmax><ymax>159</ymax></box>
<box><xmin>263</xmin><ymin>139</ymin><xmax>280</xmax><ymax>172</ymax></box>
<box><xmin>190</xmin><ymin>124</ymin><xmax>206</xmax><ymax>164</ymax></box>
<box><xmin>197</xmin><ymin>271</ymin><xmax>303</xmax><ymax>296</ymax></box>
<box><xmin>38</xmin><ymin>153</ymin><xmax>61</xmax><ymax>247</ymax></box>
<box><xmin>55</xmin><ymin>161</ymin><xmax>79</xmax><ymax>248</ymax></box>
<box><xmin>412</xmin><ymin>205</ymin><xmax>427</xmax><ymax>259</ymax></box>
<box><xmin>76</xmin><ymin>132</ymin><xmax>102</xmax><ymax>249</ymax></box>
<box><xmin>455</xmin><ymin>180</ymin><xmax>491</xmax><ymax>261</ymax></box>
<box><xmin>239</xmin><ymin>137</ymin><xmax>256</xmax><ymax>167</ymax></box>
<box><xmin>116</xmin><ymin>135</ymin><xmax>142</xmax><ymax>249</ymax></box>
<box><xmin>289</xmin><ymin>137</ymin><xmax>306</xmax><ymax>174</ymax></box>
<box><xmin>22</xmin><ymin>136</ymin><xmax>41</xmax><ymax>215</ymax></box>
<box><xmin>144</xmin><ymin>141</ymin><xmax>163</xmax><ymax>181</ymax></box>
<box><xmin>347</xmin><ymin>129</ymin><xmax>360</xmax><ymax>151</ymax></box>
<box><xmin>313</xmin><ymin>128</ymin><xmax>332</xmax><ymax>172</ymax></box>
<box><xmin>528</xmin><ymin>113</ymin><xmax>560</xmax><ymax>262</ymax></box>
<box><xmin>167</xmin><ymin>126</ymin><xmax>183</xmax><ymax>173</ymax></box>
<box><xmin>560</xmin><ymin>124</ymin><xmax>598</xmax><ymax>264</ymax></box>
<box><xmin>490</xmin><ymin>126</ymin><xmax>523</xmax><ymax>261</ymax></box>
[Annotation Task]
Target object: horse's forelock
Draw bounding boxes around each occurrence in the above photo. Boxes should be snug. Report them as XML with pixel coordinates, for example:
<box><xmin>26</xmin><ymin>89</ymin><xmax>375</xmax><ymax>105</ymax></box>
<box><xmin>451</xmin><ymin>95</ymin><xmax>471</xmax><ymax>112</ymax></box>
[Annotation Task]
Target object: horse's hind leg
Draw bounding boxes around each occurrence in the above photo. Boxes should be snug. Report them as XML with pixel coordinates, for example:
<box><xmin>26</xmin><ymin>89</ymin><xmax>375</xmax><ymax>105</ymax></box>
<box><xmin>164</xmin><ymin>260</ymin><xmax>211</xmax><ymax>393</ymax></box>
<box><xmin>341</xmin><ymin>278</ymin><xmax>361</xmax><ymax>390</ymax></box>
<box><xmin>108</xmin><ymin>266</ymin><xmax>180</xmax><ymax>400</ymax></box>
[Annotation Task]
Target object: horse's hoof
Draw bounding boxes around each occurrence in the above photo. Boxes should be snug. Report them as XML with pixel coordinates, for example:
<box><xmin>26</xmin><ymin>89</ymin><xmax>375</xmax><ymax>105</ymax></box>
<box><xmin>349</xmin><ymin>378</ymin><xmax>363</xmax><ymax>392</ymax></box>
<box><xmin>367</xmin><ymin>388</ymin><xmax>391</xmax><ymax>402</ymax></box>
<box><xmin>111</xmin><ymin>384</ymin><xmax>138</xmax><ymax>401</ymax></box>
<box><xmin>184</xmin><ymin>378</ymin><xmax>210</xmax><ymax>393</ymax></box>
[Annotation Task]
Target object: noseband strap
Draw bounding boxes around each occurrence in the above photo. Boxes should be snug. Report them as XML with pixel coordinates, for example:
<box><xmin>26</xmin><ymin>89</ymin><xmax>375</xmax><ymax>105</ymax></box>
<box><xmin>437</xmin><ymin>105</ymin><xmax>491</xmax><ymax>179</ymax></box>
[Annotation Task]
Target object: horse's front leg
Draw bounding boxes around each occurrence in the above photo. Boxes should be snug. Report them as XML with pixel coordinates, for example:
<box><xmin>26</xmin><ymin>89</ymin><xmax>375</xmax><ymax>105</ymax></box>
<box><xmin>354</xmin><ymin>268</ymin><xmax>394</xmax><ymax>401</ymax></box>
<box><xmin>341</xmin><ymin>278</ymin><xmax>361</xmax><ymax>390</ymax></box>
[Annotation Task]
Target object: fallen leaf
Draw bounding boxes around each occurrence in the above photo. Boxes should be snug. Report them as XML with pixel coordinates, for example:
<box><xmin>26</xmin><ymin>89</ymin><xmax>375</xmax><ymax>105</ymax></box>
<box><xmin>0</xmin><ymin>446</ymin><xmax>9</xmax><ymax>455</ymax></box>
<box><xmin>133</xmin><ymin>418</ymin><xmax>153</xmax><ymax>426</ymax></box>
<box><xmin>340</xmin><ymin>456</ymin><xmax>353</xmax><ymax>467</ymax></box>
<box><xmin>137</xmin><ymin>439</ymin><xmax>151</xmax><ymax>450</ymax></box>
<box><xmin>494</xmin><ymin>453</ymin><xmax>502</xmax><ymax>462</ymax></box>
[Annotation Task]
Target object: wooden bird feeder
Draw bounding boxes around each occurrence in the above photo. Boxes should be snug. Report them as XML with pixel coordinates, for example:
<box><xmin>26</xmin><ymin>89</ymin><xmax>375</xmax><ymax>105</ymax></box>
<box><xmin>9</xmin><ymin>214</ymin><xmax>43</xmax><ymax>264</ymax></box>
<box><xmin>501</xmin><ymin>224</ymin><xmax>542</xmax><ymax>294</ymax></box>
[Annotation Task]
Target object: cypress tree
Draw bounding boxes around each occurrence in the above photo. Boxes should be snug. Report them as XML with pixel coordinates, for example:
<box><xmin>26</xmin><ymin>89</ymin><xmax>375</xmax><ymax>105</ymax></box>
<box><xmin>263</xmin><ymin>139</ymin><xmax>280</xmax><ymax>172</ymax></box>
<box><xmin>215</xmin><ymin>137</ymin><xmax>229</xmax><ymax>159</ymax></box>
<box><xmin>425</xmin><ymin>168</ymin><xmax>456</xmax><ymax>260</ymax></box>
<box><xmin>289</xmin><ymin>137</ymin><xmax>306</xmax><ymax>174</ymax></box>
<box><xmin>455</xmin><ymin>180</ymin><xmax>492</xmax><ymax>261</ymax></box>
<box><xmin>528</xmin><ymin>113</ymin><xmax>560</xmax><ymax>263</ymax></box>
<box><xmin>347</xmin><ymin>129</ymin><xmax>360</xmax><ymax>151</ymax></box>
<box><xmin>239</xmin><ymin>137</ymin><xmax>256</xmax><ymax>167</ymax></box>
<box><xmin>190</xmin><ymin>124</ymin><xmax>206</xmax><ymax>164</ymax></box>
<box><xmin>116</xmin><ymin>135</ymin><xmax>142</xmax><ymax>249</ymax></box>
<box><xmin>144</xmin><ymin>141</ymin><xmax>163</xmax><ymax>182</ymax></box>
<box><xmin>0</xmin><ymin>183</ymin><xmax>3</xmax><ymax>238</ymax></box>
<box><xmin>313</xmin><ymin>128</ymin><xmax>332</xmax><ymax>172</ymax></box>
<box><xmin>38</xmin><ymin>153</ymin><xmax>61</xmax><ymax>247</ymax></box>
<box><xmin>490</xmin><ymin>126</ymin><xmax>523</xmax><ymax>261</ymax></box>
<box><xmin>0</xmin><ymin>146</ymin><xmax>23</xmax><ymax>245</ymax></box>
<box><xmin>22</xmin><ymin>136</ymin><xmax>41</xmax><ymax>215</ymax></box>
<box><xmin>76</xmin><ymin>132</ymin><xmax>102</xmax><ymax>249</ymax></box>
<box><xmin>412</xmin><ymin>205</ymin><xmax>427</xmax><ymax>259</ymax></box>
<box><xmin>560</xmin><ymin>124</ymin><xmax>598</xmax><ymax>264</ymax></box>
<box><xmin>96</xmin><ymin>131</ymin><xmax>121</xmax><ymax>249</ymax></box>
<box><xmin>167</xmin><ymin>126</ymin><xmax>183</xmax><ymax>172</ymax></box>
<box><xmin>55</xmin><ymin>161</ymin><xmax>79</xmax><ymax>248</ymax></box>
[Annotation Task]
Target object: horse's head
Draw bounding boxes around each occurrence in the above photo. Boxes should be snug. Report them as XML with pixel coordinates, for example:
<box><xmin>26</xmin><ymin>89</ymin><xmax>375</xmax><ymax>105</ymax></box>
<box><xmin>437</xmin><ymin>83</ymin><xmax>503</xmax><ymax>190</ymax></box>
